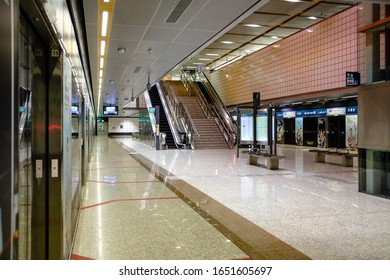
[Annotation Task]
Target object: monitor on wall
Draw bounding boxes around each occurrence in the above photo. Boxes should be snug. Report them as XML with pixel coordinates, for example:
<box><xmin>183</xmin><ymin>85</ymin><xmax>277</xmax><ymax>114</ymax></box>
<box><xmin>103</xmin><ymin>106</ymin><xmax>118</xmax><ymax>115</ymax></box>
<box><xmin>71</xmin><ymin>105</ymin><xmax>79</xmax><ymax>115</ymax></box>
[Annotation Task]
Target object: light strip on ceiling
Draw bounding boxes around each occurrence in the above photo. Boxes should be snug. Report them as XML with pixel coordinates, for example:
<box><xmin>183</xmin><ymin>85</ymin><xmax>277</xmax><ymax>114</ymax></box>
<box><xmin>97</xmin><ymin>0</ymin><xmax>115</xmax><ymax>117</ymax></box>
<box><xmin>212</xmin><ymin>55</ymin><xmax>243</xmax><ymax>71</ymax></box>
<box><xmin>101</xmin><ymin>11</ymin><xmax>109</xmax><ymax>37</ymax></box>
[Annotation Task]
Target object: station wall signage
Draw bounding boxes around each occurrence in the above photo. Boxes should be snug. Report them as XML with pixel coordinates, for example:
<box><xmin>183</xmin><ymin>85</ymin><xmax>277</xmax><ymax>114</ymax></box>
<box><xmin>346</xmin><ymin>72</ymin><xmax>360</xmax><ymax>86</ymax></box>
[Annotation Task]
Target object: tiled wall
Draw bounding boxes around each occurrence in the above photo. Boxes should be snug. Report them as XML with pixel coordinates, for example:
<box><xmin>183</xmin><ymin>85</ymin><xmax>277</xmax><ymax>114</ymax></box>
<box><xmin>210</xmin><ymin>6</ymin><xmax>359</xmax><ymax>106</ymax></box>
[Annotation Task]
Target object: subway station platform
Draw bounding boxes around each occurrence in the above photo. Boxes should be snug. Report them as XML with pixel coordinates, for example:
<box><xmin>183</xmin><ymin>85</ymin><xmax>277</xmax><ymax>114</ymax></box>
<box><xmin>71</xmin><ymin>136</ymin><xmax>390</xmax><ymax>260</ymax></box>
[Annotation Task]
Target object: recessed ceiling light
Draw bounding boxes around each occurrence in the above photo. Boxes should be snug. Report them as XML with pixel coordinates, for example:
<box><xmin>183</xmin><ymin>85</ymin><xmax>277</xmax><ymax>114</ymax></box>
<box><xmin>221</xmin><ymin>41</ymin><xmax>234</xmax><ymax>44</ymax></box>
<box><xmin>308</xmin><ymin>16</ymin><xmax>317</xmax><ymax>20</ymax></box>
<box><xmin>206</xmin><ymin>53</ymin><xmax>219</xmax><ymax>56</ymax></box>
<box><xmin>243</xmin><ymin>24</ymin><xmax>261</xmax><ymax>28</ymax></box>
<box><xmin>271</xmin><ymin>36</ymin><xmax>278</xmax><ymax>39</ymax></box>
<box><xmin>117</xmin><ymin>48</ymin><xmax>126</xmax><ymax>54</ymax></box>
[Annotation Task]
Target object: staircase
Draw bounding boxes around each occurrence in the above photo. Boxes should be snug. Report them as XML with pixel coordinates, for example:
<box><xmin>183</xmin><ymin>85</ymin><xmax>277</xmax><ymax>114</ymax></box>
<box><xmin>148</xmin><ymin>85</ymin><xmax>176</xmax><ymax>149</ymax></box>
<box><xmin>167</xmin><ymin>81</ymin><xmax>229</xmax><ymax>149</ymax></box>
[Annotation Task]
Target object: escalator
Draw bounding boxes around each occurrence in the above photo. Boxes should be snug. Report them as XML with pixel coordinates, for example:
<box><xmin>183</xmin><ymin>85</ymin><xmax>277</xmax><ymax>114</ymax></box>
<box><xmin>195</xmin><ymin>82</ymin><xmax>213</xmax><ymax>104</ymax></box>
<box><xmin>147</xmin><ymin>85</ymin><xmax>176</xmax><ymax>149</ymax></box>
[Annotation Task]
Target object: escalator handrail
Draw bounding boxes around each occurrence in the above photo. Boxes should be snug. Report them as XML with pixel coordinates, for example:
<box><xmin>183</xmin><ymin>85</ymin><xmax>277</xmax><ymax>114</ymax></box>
<box><xmin>156</xmin><ymin>82</ymin><xmax>186</xmax><ymax>148</ymax></box>
<box><xmin>198</xmin><ymin>72</ymin><xmax>237</xmax><ymax>131</ymax></box>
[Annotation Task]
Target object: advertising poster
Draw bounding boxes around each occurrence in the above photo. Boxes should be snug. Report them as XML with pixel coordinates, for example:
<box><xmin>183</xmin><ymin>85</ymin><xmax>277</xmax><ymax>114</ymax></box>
<box><xmin>295</xmin><ymin>117</ymin><xmax>303</xmax><ymax>146</ymax></box>
<box><xmin>346</xmin><ymin>115</ymin><xmax>358</xmax><ymax>149</ymax></box>
<box><xmin>317</xmin><ymin>118</ymin><xmax>327</xmax><ymax>148</ymax></box>
<box><xmin>277</xmin><ymin>119</ymin><xmax>284</xmax><ymax>144</ymax></box>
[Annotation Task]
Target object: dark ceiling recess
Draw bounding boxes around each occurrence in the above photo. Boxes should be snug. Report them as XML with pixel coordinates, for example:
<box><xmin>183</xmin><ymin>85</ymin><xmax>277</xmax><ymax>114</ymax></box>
<box><xmin>165</xmin><ymin>0</ymin><xmax>193</xmax><ymax>23</ymax></box>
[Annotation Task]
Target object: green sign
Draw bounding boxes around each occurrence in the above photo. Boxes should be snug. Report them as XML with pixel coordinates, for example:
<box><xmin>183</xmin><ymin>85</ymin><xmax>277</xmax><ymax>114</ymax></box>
<box><xmin>148</xmin><ymin>108</ymin><xmax>156</xmax><ymax>114</ymax></box>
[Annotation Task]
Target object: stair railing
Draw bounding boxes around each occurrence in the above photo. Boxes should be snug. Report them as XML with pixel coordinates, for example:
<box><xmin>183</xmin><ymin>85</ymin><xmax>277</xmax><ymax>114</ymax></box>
<box><xmin>182</xmin><ymin>70</ymin><xmax>237</xmax><ymax>149</ymax></box>
<box><xmin>181</xmin><ymin>70</ymin><xmax>213</xmax><ymax>119</ymax></box>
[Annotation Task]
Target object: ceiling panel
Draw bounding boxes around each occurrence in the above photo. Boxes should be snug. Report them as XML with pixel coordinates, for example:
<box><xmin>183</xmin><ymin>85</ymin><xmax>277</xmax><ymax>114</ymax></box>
<box><xmin>242</xmin><ymin>13</ymin><xmax>289</xmax><ymax>26</ymax></box>
<box><xmin>283</xmin><ymin>16</ymin><xmax>322</xmax><ymax>29</ymax></box>
<box><xmin>219</xmin><ymin>33</ymin><xmax>257</xmax><ymax>43</ymax></box>
<box><xmin>256</xmin><ymin>0</ymin><xmax>313</xmax><ymax>15</ymax></box>
<box><xmin>252</xmin><ymin>36</ymin><xmax>281</xmax><ymax>45</ymax></box>
<box><xmin>302</xmin><ymin>2</ymin><xmax>351</xmax><ymax>18</ymax></box>
<box><xmin>110</xmin><ymin>25</ymin><xmax>146</xmax><ymax>42</ymax></box>
<box><xmin>228</xmin><ymin>24</ymin><xmax>270</xmax><ymax>36</ymax></box>
<box><xmin>174</xmin><ymin>29</ymin><xmax>216</xmax><ymax>45</ymax></box>
<box><xmin>267</xmin><ymin>27</ymin><xmax>302</xmax><ymax>38</ymax></box>
<box><xmin>142</xmin><ymin>27</ymin><xmax>182</xmax><ymax>42</ymax></box>
<box><xmin>112</xmin><ymin>0</ymin><xmax>160</xmax><ymax>26</ymax></box>
<box><xmin>207</xmin><ymin>41</ymin><xmax>242</xmax><ymax>50</ymax></box>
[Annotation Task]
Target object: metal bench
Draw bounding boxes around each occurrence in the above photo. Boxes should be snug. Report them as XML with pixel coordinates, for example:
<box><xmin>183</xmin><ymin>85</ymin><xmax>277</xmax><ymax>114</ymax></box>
<box><xmin>309</xmin><ymin>148</ymin><xmax>358</xmax><ymax>167</ymax></box>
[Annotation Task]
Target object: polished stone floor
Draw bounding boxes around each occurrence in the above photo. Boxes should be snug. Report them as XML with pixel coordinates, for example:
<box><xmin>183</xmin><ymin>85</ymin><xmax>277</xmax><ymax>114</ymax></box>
<box><xmin>72</xmin><ymin>136</ymin><xmax>390</xmax><ymax>260</ymax></box>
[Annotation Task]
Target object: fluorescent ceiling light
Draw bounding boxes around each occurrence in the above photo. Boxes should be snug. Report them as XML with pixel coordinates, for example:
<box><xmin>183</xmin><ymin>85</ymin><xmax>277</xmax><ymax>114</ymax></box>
<box><xmin>100</xmin><ymin>40</ymin><xmax>106</xmax><ymax>56</ymax></box>
<box><xmin>221</xmin><ymin>41</ymin><xmax>234</xmax><ymax>44</ymax></box>
<box><xmin>308</xmin><ymin>16</ymin><xmax>317</xmax><ymax>20</ymax></box>
<box><xmin>101</xmin><ymin>11</ymin><xmax>109</xmax><ymax>37</ymax></box>
<box><xmin>198</xmin><ymin>58</ymin><xmax>211</xmax><ymax>61</ymax></box>
<box><xmin>244</xmin><ymin>24</ymin><xmax>261</xmax><ymax>28</ymax></box>
<box><xmin>99</xmin><ymin>69</ymin><xmax>103</xmax><ymax>78</ymax></box>
<box><xmin>271</xmin><ymin>36</ymin><xmax>278</xmax><ymax>39</ymax></box>
<box><xmin>342</xmin><ymin>95</ymin><xmax>358</xmax><ymax>99</ymax></box>
<box><xmin>103</xmin><ymin>0</ymin><xmax>110</xmax><ymax>2</ymax></box>
<box><xmin>100</xmin><ymin>57</ymin><xmax>104</xmax><ymax>68</ymax></box>
<box><xmin>99</xmin><ymin>77</ymin><xmax>102</xmax><ymax>85</ymax></box>
<box><xmin>213</xmin><ymin>56</ymin><xmax>243</xmax><ymax>71</ymax></box>
<box><xmin>284</xmin><ymin>0</ymin><xmax>303</xmax><ymax>2</ymax></box>
<box><xmin>206</xmin><ymin>53</ymin><xmax>219</xmax><ymax>56</ymax></box>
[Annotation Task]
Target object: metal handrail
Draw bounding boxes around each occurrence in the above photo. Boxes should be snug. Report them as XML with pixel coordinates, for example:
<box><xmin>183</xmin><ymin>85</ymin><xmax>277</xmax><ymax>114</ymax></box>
<box><xmin>156</xmin><ymin>82</ymin><xmax>187</xmax><ymax>148</ymax></box>
<box><xmin>198</xmin><ymin>72</ymin><xmax>237</xmax><ymax>133</ymax></box>
<box><xmin>181</xmin><ymin>70</ymin><xmax>237</xmax><ymax>148</ymax></box>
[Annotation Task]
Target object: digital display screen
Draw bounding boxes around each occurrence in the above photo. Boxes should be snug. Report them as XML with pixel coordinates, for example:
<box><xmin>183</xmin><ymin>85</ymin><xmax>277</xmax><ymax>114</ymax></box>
<box><xmin>103</xmin><ymin>106</ymin><xmax>118</xmax><ymax>115</ymax></box>
<box><xmin>71</xmin><ymin>105</ymin><xmax>79</xmax><ymax>115</ymax></box>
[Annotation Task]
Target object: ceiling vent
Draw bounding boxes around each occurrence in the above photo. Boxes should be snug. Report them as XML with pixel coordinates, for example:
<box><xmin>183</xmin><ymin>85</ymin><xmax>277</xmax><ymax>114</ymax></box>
<box><xmin>165</xmin><ymin>0</ymin><xmax>193</xmax><ymax>23</ymax></box>
<box><xmin>133</xmin><ymin>66</ymin><xmax>142</xmax><ymax>74</ymax></box>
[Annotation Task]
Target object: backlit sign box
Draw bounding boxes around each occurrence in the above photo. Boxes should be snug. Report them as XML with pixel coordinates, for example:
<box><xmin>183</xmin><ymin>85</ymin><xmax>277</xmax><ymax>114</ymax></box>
<box><xmin>346</xmin><ymin>72</ymin><xmax>360</xmax><ymax>86</ymax></box>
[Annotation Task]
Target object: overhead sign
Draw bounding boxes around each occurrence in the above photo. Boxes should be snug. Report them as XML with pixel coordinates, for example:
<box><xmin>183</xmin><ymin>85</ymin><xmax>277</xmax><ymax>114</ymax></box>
<box><xmin>346</xmin><ymin>72</ymin><xmax>360</xmax><ymax>86</ymax></box>
<box><xmin>283</xmin><ymin>111</ymin><xmax>296</xmax><ymax>118</ymax></box>
<box><xmin>346</xmin><ymin>106</ymin><xmax>358</xmax><ymax>115</ymax></box>
<box><xmin>327</xmin><ymin>107</ymin><xmax>346</xmax><ymax>116</ymax></box>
